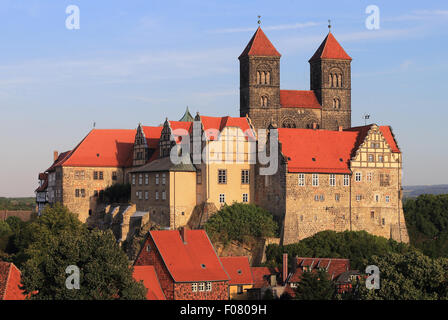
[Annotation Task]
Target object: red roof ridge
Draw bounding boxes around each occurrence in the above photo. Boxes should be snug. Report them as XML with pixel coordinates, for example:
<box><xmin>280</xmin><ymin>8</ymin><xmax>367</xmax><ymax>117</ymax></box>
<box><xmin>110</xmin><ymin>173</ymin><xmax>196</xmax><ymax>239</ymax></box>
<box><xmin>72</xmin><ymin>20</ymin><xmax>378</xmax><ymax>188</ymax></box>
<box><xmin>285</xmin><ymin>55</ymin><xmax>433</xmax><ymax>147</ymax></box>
<box><xmin>309</xmin><ymin>32</ymin><xmax>351</xmax><ymax>61</ymax></box>
<box><xmin>239</xmin><ymin>27</ymin><xmax>281</xmax><ymax>58</ymax></box>
<box><xmin>280</xmin><ymin>90</ymin><xmax>322</xmax><ymax>109</ymax></box>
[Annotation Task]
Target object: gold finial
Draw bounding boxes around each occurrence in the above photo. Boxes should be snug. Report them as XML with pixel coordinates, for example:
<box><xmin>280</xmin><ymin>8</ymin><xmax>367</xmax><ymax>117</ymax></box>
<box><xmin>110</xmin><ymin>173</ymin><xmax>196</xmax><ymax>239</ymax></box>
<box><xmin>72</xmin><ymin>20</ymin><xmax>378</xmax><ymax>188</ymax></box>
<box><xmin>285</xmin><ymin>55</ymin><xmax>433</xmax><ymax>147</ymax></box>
<box><xmin>257</xmin><ymin>15</ymin><xmax>261</xmax><ymax>25</ymax></box>
<box><xmin>328</xmin><ymin>19</ymin><xmax>331</xmax><ymax>32</ymax></box>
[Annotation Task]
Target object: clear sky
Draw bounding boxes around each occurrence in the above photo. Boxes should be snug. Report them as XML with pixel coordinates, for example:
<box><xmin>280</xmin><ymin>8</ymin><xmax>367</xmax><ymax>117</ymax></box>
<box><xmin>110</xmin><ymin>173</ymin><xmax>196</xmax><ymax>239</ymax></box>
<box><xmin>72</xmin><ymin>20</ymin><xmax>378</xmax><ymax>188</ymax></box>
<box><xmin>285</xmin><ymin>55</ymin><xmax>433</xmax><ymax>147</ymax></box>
<box><xmin>0</xmin><ymin>0</ymin><xmax>447</xmax><ymax>197</ymax></box>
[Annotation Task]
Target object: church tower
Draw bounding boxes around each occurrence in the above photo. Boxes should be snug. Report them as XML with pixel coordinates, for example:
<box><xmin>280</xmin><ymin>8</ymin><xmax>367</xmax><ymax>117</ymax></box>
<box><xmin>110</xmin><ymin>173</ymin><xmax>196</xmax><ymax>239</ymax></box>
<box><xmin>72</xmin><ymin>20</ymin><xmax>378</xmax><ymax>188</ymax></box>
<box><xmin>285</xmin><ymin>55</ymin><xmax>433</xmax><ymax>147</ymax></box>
<box><xmin>239</xmin><ymin>27</ymin><xmax>281</xmax><ymax>129</ymax></box>
<box><xmin>309</xmin><ymin>31</ymin><xmax>352</xmax><ymax>130</ymax></box>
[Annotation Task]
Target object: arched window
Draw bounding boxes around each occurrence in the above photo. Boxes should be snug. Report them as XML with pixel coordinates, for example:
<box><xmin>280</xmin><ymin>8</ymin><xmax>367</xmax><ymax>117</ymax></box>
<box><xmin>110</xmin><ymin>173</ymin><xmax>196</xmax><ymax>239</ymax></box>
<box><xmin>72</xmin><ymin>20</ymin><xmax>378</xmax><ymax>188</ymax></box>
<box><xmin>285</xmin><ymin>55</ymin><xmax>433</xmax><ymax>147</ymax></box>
<box><xmin>261</xmin><ymin>72</ymin><xmax>266</xmax><ymax>85</ymax></box>
<box><xmin>266</xmin><ymin>71</ymin><xmax>270</xmax><ymax>84</ymax></box>
<box><xmin>333</xmin><ymin>98</ymin><xmax>341</xmax><ymax>109</ymax></box>
<box><xmin>337</xmin><ymin>74</ymin><xmax>342</xmax><ymax>87</ymax></box>
<box><xmin>282</xmin><ymin>119</ymin><xmax>296</xmax><ymax>128</ymax></box>
<box><xmin>256</xmin><ymin>71</ymin><xmax>260</xmax><ymax>84</ymax></box>
<box><xmin>260</xmin><ymin>95</ymin><xmax>269</xmax><ymax>107</ymax></box>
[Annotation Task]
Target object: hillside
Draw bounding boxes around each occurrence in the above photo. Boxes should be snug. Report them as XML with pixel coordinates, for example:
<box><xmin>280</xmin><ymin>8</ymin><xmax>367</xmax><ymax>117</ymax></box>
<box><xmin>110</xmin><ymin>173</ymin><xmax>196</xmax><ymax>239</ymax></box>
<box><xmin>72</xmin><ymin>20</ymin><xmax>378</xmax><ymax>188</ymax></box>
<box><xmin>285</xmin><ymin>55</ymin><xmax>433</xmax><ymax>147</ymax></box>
<box><xmin>0</xmin><ymin>197</ymin><xmax>35</xmax><ymax>211</ymax></box>
<box><xmin>403</xmin><ymin>185</ymin><xmax>448</xmax><ymax>198</ymax></box>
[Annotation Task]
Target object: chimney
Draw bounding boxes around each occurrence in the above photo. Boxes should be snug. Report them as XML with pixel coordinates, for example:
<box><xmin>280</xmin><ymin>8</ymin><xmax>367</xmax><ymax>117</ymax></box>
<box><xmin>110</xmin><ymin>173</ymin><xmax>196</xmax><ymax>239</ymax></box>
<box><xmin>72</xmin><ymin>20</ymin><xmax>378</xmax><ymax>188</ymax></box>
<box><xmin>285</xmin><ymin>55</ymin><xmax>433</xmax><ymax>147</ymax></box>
<box><xmin>53</xmin><ymin>151</ymin><xmax>59</xmax><ymax>161</ymax></box>
<box><xmin>180</xmin><ymin>226</ymin><xmax>188</xmax><ymax>244</ymax></box>
<box><xmin>338</xmin><ymin>126</ymin><xmax>343</xmax><ymax>132</ymax></box>
<box><xmin>283</xmin><ymin>253</ymin><xmax>288</xmax><ymax>284</ymax></box>
<box><xmin>312</xmin><ymin>122</ymin><xmax>317</xmax><ymax>130</ymax></box>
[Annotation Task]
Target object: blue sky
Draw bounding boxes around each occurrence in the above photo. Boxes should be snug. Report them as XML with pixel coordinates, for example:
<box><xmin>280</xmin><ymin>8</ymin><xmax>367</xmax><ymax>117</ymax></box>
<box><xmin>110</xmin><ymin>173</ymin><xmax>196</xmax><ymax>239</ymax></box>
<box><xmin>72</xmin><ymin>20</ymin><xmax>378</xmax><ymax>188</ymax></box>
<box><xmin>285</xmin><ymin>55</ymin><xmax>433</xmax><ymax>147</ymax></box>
<box><xmin>0</xmin><ymin>0</ymin><xmax>447</xmax><ymax>196</ymax></box>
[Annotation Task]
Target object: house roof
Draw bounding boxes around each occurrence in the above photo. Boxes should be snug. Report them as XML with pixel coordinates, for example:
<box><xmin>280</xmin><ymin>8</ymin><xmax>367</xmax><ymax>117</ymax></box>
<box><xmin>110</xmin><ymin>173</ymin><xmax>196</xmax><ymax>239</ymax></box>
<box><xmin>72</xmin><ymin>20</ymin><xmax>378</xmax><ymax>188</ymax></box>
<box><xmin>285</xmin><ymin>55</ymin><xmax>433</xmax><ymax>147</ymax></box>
<box><xmin>288</xmin><ymin>257</ymin><xmax>350</xmax><ymax>283</ymax></box>
<box><xmin>141</xmin><ymin>126</ymin><xmax>163</xmax><ymax>150</ymax></box>
<box><xmin>132</xmin><ymin>265</ymin><xmax>166</xmax><ymax>300</ymax></box>
<box><xmin>309</xmin><ymin>32</ymin><xmax>351</xmax><ymax>61</ymax></box>
<box><xmin>0</xmin><ymin>262</ymin><xmax>26</xmax><ymax>300</ymax></box>
<box><xmin>149</xmin><ymin>229</ymin><xmax>229</xmax><ymax>282</ymax></box>
<box><xmin>57</xmin><ymin>129</ymin><xmax>136</xmax><ymax>168</ymax></box>
<box><xmin>345</xmin><ymin>124</ymin><xmax>401</xmax><ymax>153</ymax></box>
<box><xmin>280</xmin><ymin>90</ymin><xmax>322</xmax><ymax>109</ymax></box>
<box><xmin>250</xmin><ymin>267</ymin><xmax>278</xmax><ymax>289</ymax></box>
<box><xmin>220</xmin><ymin>256</ymin><xmax>254</xmax><ymax>285</ymax></box>
<box><xmin>200</xmin><ymin>116</ymin><xmax>255</xmax><ymax>140</ymax></box>
<box><xmin>239</xmin><ymin>27</ymin><xmax>281</xmax><ymax>58</ymax></box>
<box><xmin>278</xmin><ymin>128</ymin><xmax>360</xmax><ymax>174</ymax></box>
<box><xmin>130</xmin><ymin>156</ymin><xmax>196</xmax><ymax>173</ymax></box>
<box><xmin>46</xmin><ymin>150</ymin><xmax>72</xmax><ymax>172</ymax></box>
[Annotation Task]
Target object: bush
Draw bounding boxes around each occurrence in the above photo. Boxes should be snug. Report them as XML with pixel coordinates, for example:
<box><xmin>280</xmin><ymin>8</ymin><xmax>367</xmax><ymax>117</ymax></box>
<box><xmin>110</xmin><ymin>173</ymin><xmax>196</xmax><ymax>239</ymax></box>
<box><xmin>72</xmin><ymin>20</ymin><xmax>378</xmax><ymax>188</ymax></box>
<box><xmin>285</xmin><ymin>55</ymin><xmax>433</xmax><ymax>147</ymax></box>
<box><xmin>204</xmin><ymin>203</ymin><xmax>278</xmax><ymax>245</ymax></box>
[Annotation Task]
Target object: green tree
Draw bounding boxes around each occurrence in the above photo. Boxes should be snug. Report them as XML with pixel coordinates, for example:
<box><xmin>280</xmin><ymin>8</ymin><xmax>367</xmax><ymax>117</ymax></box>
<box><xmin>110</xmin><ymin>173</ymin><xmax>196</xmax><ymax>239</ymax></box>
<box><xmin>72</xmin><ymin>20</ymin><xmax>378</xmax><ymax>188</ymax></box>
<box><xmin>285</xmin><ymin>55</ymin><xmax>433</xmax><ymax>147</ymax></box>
<box><xmin>0</xmin><ymin>220</ymin><xmax>13</xmax><ymax>252</ymax></box>
<box><xmin>205</xmin><ymin>203</ymin><xmax>278</xmax><ymax>245</ymax></box>
<box><xmin>20</xmin><ymin>229</ymin><xmax>147</xmax><ymax>300</ymax></box>
<box><xmin>295</xmin><ymin>270</ymin><xmax>336</xmax><ymax>300</ymax></box>
<box><xmin>353</xmin><ymin>251</ymin><xmax>448</xmax><ymax>300</ymax></box>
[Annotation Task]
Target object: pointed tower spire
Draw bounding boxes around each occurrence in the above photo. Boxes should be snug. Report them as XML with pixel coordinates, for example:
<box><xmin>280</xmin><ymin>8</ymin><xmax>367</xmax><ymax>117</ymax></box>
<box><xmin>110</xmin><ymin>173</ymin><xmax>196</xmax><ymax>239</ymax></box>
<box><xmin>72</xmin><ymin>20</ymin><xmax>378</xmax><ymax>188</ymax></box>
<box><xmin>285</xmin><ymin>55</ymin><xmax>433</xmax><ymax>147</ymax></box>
<box><xmin>239</xmin><ymin>27</ymin><xmax>281</xmax><ymax>59</ymax></box>
<box><xmin>309</xmin><ymin>32</ymin><xmax>351</xmax><ymax>61</ymax></box>
<box><xmin>179</xmin><ymin>106</ymin><xmax>194</xmax><ymax>122</ymax></box>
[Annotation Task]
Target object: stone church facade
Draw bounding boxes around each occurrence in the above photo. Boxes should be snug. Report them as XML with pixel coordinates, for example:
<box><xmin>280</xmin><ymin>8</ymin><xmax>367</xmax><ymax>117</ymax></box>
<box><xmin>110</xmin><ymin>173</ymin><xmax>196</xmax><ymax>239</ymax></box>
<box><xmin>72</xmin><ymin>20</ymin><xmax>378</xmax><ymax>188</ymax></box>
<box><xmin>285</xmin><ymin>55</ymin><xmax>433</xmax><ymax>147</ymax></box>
<box><xmin>239</xmin><ymin>28</ymin><xmax>351</xmax><ymax>131</ymax></box>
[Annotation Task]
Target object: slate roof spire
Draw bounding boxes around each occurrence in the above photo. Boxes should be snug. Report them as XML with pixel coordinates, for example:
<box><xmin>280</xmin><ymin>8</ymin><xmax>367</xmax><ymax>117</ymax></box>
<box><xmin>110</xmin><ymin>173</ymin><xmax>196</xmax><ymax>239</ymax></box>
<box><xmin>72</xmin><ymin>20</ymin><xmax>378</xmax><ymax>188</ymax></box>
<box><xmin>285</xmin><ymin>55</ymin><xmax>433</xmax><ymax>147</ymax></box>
<box><xmin>179</xmin><ymin>106</ymin><xmax>194</xmax><ymax>122</ymax></box>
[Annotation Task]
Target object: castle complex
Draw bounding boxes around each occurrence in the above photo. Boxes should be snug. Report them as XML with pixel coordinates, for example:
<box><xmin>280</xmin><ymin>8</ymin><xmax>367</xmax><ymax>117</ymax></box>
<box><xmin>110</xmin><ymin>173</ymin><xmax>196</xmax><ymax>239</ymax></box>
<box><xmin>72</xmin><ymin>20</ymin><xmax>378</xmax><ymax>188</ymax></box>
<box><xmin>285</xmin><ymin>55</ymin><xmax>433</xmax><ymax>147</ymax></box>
<box><xmin>36</xmin><ymin>27</ymin><xmax>409</xmax><ymax>245</ymax></box>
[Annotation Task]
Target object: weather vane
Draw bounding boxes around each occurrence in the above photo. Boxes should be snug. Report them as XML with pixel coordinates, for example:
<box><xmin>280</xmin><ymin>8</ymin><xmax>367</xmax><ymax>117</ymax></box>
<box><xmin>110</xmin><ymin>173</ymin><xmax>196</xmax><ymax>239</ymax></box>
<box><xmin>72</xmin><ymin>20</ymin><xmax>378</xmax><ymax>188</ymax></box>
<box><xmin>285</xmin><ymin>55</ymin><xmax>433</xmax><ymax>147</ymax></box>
<box><xmin>328</xmin><ymin>19</ymin><xmax>331</xmax><ymax>31</ymax></box>
<box><xmin>257</xmin><ymin>15</ymin><xmax>261</xmax><ymax>25</ymax></box>
<box><xmin>363</xmin><ymin>113</ymin><xmax>370</xmax><ymax>125</ymax></box>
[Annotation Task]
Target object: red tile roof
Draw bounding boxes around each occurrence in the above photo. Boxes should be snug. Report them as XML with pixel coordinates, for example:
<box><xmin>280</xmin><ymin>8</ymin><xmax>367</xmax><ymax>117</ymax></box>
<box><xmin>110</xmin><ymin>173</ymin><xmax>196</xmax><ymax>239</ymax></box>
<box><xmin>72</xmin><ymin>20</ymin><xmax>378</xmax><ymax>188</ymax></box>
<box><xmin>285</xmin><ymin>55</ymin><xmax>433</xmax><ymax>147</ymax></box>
<box><xmin>278</xmin><ymin>128</ymin><xmax>360</xmax><ymax>173</ymax></box>
<box><xmin>150</xmin><ymin>229</ymin><xmax>229</xmax><ymax>282</ymax></box>
<box><xmin>132</xmin><ymin>265</ymin><xmax>166</xmax><ymax>300</ymax></box>
<box><xmin>250</xmin><ymin>267</ymin><xmax>278</xmax><ymax>289</ymax></box>
<box><xmin>142</xmin><ymin>126</ymin><xmax>162</xmax><ymax>150</ymax></box>
<box><xmin>220</xmin><ymin>256</ymin><xmax>254</xmax><ymax>285</ymax></box>
<box><xmin>0</xmin><ymin>262</ymin><xmax>26</xmax><ymax>300</ymax></box>
<box><xmin>288</xmin><ymin>258</ymin><xmax>350</xmax><ymax>283</ymax></box>
<box><xmin>46</xmin><ymin>150</ymin><xmax>72</xmax><ymax>172</ymax></box>
<box><xmin>280</xmin><ymin>90</ymin><xmax>322</xmax><ymax>109</ymax></box>
<box><xmin>200</xmin><ymin>116</ymin><xmax>255</xmax><ymax>140</ymax></box>
<box><xmin>239</xmin><ymin>27</ymin><xmax>281</xmax><ymax>58</ymax></box>
<box><xmin>309</xmin><ymin>32</ymin><xmax>351</xmax><ymax>61</ymax></box>
<box><xmin>59</xmin><ymin>129</ymin><xmax>136</xmax><ymax>168</ymax></box>
<box><xmin>345</xmin><ymin>125</ymin><xmax>401</xmax><ymax>153</ymax></box>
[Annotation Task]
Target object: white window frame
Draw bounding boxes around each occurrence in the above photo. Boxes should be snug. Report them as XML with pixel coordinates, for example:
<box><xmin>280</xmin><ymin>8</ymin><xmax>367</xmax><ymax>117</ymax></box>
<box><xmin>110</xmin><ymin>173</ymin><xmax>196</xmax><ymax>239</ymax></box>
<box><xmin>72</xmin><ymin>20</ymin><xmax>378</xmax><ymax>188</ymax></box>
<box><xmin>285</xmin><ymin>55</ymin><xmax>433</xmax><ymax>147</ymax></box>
<box><xmin>355</xmin><ymin>172</ymin><xmax>362</xmax><ymax>182</ymax></box>
<box><xmin>198</xmin><ymin>282</ymin><xmax>205</xmax><ymax>292</ymax></box>
<box><xmin>312</xmin><ymin>174</ymin><xmax>319</xmax><ymax>186</ymax></box>
<box><xmin>145</xmin><ymin>174</ymin><xmax>149</xmax><ymax>185</ymax></box>
<box><xmin>138</xmin><ymin>174</ymin><xmax>143</xmax><ymax>185</ymax></box>
<box><xmin>145</xmin><ymin>191</ymin><xmax>149</xmax><ymax>200</ymax></box>
<box><xmin>385</xmin><ymin>195</ymin><xmax>390</xmax><ymax>203</ymax></box>
<box><xmin>162</xmin><ymin>173</ymin><xmax>166</xmax><ymax>185</ymax></box>
<box><xmin>191</xmin><ymin>283</ymin><xmax>198</xmax><ymax>292</ymax></box>
<box><xmin>155</xmin><ymin>191</ymin><xmax>159</xmax><ymax>200</ymax></box>
<box><xmin>132</xmin><ymin>174</ymin><xmax>136</xmax><ymax>185</ymax></box>
<box><xmin>219</xmin><ymin>193</ymin><xmax>225</xmax><ymax>204</ymax></box>
<box><xmin>298</xmin><ymin>173</ymin><xmax>305</xmax><ymax>186</ymax></box>
<box><xmin>206</xmin><ymin>282</ymin><xmax>212</xmax><ymax>292</ymax></box>
<box><xmin>162</xmin><ymin>191</ymin><xmax>166</xmax><ymax>200</ymax></box>
<box><xmin>242</xmin><ymin>193</ymin><xmax>248</xmax><ymax>203</ymax></box>
<box><xmin>356</xmin><ymin>194</ymin><xmax>362</xmax><ymax>201</ymax></box>
<box><xmin>329</xmin><ymin>174</ymin><xmax>336</xmax><ymax>187</ymax></box>
<box><xmin>343</xmin><ymin>174</ymin><xmax>350</xmax><ymax>186</ymax></box>
<box><xmin>155</xmin><ymin>174</ymin><xmax>159</xmax><ymax>185</ymax></box>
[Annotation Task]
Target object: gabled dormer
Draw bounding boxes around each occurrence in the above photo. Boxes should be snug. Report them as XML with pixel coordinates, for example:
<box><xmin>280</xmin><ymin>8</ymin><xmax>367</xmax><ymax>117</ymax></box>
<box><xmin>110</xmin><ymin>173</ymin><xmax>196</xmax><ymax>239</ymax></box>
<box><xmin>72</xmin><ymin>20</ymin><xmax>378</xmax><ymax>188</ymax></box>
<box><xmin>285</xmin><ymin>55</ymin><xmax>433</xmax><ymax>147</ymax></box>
<box><xmin>133</xmin><ymin>123</ymin><xmax>149</xmax><ymax>166</ymax></box>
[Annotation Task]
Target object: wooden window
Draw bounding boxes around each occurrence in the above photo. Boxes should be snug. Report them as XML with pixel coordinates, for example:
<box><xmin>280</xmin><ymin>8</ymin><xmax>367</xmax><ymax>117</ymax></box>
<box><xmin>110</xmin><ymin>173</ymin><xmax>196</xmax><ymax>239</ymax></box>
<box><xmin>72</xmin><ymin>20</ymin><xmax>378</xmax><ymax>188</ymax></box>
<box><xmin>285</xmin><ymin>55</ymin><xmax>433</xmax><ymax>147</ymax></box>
<box><xmin>218</xmin><ymin>169</ymin><xmax>227</xmax><ymax>184</ymax></box>
<box><xmin>241</xmin><ymin>170</ymin><xmax>250</xmax><ymax>184</ymax></box>
<box><xmin>298</xmin><ymin>174</ymin><xmax>305</xmax><ymax>186</ymax></box>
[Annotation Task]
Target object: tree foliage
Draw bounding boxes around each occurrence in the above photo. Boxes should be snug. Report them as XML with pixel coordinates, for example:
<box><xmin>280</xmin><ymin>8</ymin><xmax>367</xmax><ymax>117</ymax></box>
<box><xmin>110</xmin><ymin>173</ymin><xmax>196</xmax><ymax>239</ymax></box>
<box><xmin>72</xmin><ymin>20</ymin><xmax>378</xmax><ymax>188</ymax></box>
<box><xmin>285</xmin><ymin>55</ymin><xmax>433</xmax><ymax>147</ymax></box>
<box><xmin>353</xmin><ymin>251</ymin><xmax>448</xmax><ymax>300</ymax></box>
<box><xmin>404</xmin><ymin>194</ymin><xmax>448</xmax><ymax>258</ymax></box>
<box><xmin>204</xmin><ymin>203</ymin><xmax>279</xmax><ymax>245</ymax></box>
<box><xmin>0</xmin><ymin>197</ymin><xmax>35</xmax><ymax>211</ymax></box>
<box><xmin>99</xmin><ymin>183</ymin><xmax>131</xmax><ymax>204</ymax></box>
<box><xmin>265</xmin><ymin>230</ymin><xmax>413</xmax><ymax>270</ymax></box>
<box><xmin>295</xmin><ymin>270</ymin><xmax>336</xmax><ymax>300</ymax></box>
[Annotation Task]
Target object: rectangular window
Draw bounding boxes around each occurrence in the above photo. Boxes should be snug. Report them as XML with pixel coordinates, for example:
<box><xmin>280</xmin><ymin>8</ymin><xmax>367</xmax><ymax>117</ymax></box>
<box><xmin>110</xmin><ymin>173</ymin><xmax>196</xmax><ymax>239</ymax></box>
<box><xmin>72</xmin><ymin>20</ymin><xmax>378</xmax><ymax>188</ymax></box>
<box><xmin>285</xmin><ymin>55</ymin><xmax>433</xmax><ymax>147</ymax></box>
<box><xmin>197</xmin><ymin>169</ymin><xmax>202</xmax><ymax>184</ymax></box>
<box><xmin>314</xmin><ymin>195</ymin><xmax>320</xmax><ymax>202</ymax></box>
<box><xmin>378</xmin><ymin>155</ymin><xmax>384</xmax><ymax>163</ymax></box>
<box><xmin>138</xmin><ymin>191</ymin><xmax>142</xmax><ymax>200</ymax></box>
<box><xmin>320</xmin><ymin>195</ymin><xmax>325</xmax><ymax>202</ymax></box>
<box><xmin>145</xmin><ymin>174</ymin><xmax>149</xmax><ymax>185</ymax></box>
<box><xmin>162</xmin><ymin>173</ymin><xmax>166</xmax><ymax>185</ymax></box>
<box><xmin>218</xmin><ymin>169</ymin><xmax>227</xmax><ymax>184</ymax></box>
<box><xmin>241</xmin><ymin>170</ymin><xmax>250</xmax><ymax>184</ymax></box>
<box><xmin>81</xmin><ymin>189</ymin><xmax>85</xmax><ymax>198</ymax></box>
<box><xmin>206</xmin><ymin>282</ymin><xmax>212</xmax><ymax>292</ymax></box>
<box><xmin>343</xmin><ymin>174</ymin><xmax>350</xmax><ymax>186</ymax></box>
<box><xmin>367</xmin><ymin>172</ymin><xmax>373</xmax><ymax>182</ymax></box>
<box><xmin>298</xmin><ymin>173</ymin><xmax>305</xmax><ymax>186</ymax></box>
<box><xmin>191</xmin><ymin>283</ymin><xmax>197</xmax><ymax>292</ymax></box>
<box><xmin>75</xmin><ymin>170</ymin><xmax>85</xmax><ymax>180</ymax></box>
<box><xmin>219</xmin><ymin>194</ymin><xmax>225</xmax><ymax>204</ymax></box>
<box><xmin>335</xmin><ymin>194</ymin><xmax>340</xmax><ymax>202</ymax></box>
<box><xmin>93</xmin><ymin>171</ymin><xmax>98</xmax><ymax>180</ymax></box>
<box><xmin>138</xmin><ymin>174</ymin><xmax>143</xmax><ymax>185</ymax></box>
<box><xmin>371</xmin><ymin>211</ymin><xmax>375</xmax><ymax>219</ymax></box>
<box><xmin>99</xmin><ymin>171</ymin><xmax>104</xmax><ymax>180</ymax></box>
<box><xmin>355</xmin><ymin>172</ymin><xmax>362</xmax><ymax>182</ymax></box>
<box><xmin>75</xmin><ymin>189</ymin><xmax>80</xmax><ymax>198</ymax></box>
<box><xmin>145</xmin><ymin>191</ymin><xmax>148</xmax><ymax>200</ymax></box>
<box><xmin>198</xmin><ymin>282</ymin><xmax>205</xmax><ymax>292</ymax></box>
<box><xmin>380</xmin><ymin>174</ymin><xmax>390</xmax><ymax>187</ymax></box>
<box><xmin>382</xmin><ymin>218</ymin><xmax>385</xmax><ymax>225</ymax></box>
<box><xmin>385</xmin><ymin>195</ymin><xmax>390</xmax><ymax>203</ymax></box>
<box><xmin>112</xmin><ymin>171</ymin><xmax>117</xmax><ymax>181</ymax></box>
<box><xmin>155</xmin><ymin>191</ymin><xmax>159</xmax><ymax>200</ymax></box>
<box><xmin>375</xmin><ymin>195</ymin><xmax>380</xmax><ymax>202</ymax></box>
<box><xmin>242</xmin><ymin>193</ymin><xmax>248</xmax><ymax>203</ymax></box>
<box><xmin>329</xmin><ymin>174</ymin><xmax>336</xmax><ymax>186</ymax></box>
<box><xmin>312</xmin><ymin>174</ymin><xmax>319</xmax><ymax>186</ymax></box>
<box><xmin>155</xmin><ymin>174</ymin><xmax>159</xmax><ymax>185</ymax></box>
<box><xmin>356</xmin><ymin>194</ymin><xmax>362</xmax><ymax>201</ymax></box>
<box><xmin>368</xmin><ymin>154</ymin><xmax>374</xmax><ymax>162</ymax></box>
<box><xmin>162</xmin><ymin>191</ymin><xmax>166</xmax><ymax>200</ymax></box>
<box><xmin>132</xmin><ymin>174</ymin><xmax>136</xmax><ymax>185</ymax></box>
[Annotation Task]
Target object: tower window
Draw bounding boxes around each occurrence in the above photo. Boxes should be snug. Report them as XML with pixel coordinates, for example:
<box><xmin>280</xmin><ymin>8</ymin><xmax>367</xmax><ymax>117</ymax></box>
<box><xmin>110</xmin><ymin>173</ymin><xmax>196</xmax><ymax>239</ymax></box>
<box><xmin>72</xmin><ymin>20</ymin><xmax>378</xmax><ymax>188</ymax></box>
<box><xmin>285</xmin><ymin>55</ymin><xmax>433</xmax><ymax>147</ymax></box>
<box><xmin>333</xmin><ymin>98</ymin><xmax>341</xmax><ymax>109</ymax></box>
<box><xmin>260</xmin><ymin>95</ymin><xmax>269</xmax><ymax>107</ymax></box>
<box><xmin>257</xmin><ymin>70</ymin><xmax>270</xmax><ymax>85</ymax></box>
